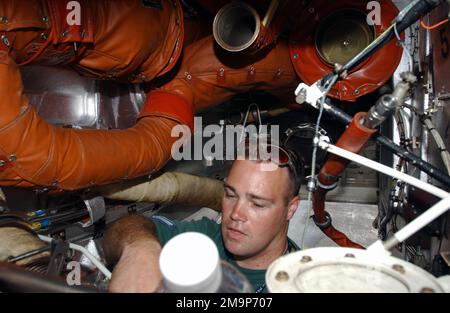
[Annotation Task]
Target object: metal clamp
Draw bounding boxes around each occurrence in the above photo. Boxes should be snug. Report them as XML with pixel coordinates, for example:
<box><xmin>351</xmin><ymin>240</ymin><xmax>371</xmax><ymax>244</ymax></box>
<box><xmin>312</xmin><ymin>211</ymin><xmax>332</xmax><ymax>230</ymax></box>
<box><xmin>316</xmin><ymin>176</ymin><xmax>338</xmax><ymax>191</ymax></box>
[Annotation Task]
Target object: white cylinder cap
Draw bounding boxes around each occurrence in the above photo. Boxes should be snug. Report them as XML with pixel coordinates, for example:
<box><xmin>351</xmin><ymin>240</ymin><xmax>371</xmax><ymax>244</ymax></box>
<box><xmin>159</xmin><ymin>232</ymin><xmax>222</xmax><ymax>293</ymax></box>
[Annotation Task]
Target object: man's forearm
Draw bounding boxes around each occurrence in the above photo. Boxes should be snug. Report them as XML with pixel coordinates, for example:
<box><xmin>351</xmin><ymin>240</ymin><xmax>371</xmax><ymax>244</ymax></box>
<box><xmin>103</xmin><ymin>214</ymin><xmax>160</xmax><ymax>266</ymax></box>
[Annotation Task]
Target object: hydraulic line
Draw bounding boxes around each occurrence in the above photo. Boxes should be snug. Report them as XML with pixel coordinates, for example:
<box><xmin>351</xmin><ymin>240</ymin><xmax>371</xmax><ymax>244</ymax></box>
<box><xmin>317</xmin><ymin>100</ymin><xmax>450</xmax><ymax>186</ymax></box>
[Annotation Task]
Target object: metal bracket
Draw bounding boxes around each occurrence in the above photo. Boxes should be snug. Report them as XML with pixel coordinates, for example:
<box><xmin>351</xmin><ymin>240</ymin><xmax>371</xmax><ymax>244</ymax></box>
<box><xmin>295</xmin><ymin>81</ymin><xmax>325</xmax><ymax>109</ymax></box>
<box><xmin>46</xmin><ymin>238</ymin><xmax>69</xmax><ymax>276</ymax></box>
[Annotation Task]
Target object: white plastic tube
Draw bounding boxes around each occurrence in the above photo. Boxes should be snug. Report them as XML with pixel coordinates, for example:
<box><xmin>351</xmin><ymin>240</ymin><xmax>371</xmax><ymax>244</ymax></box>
<box><xmin>318</xmin><ymin>138</ymin><xmax>450</xmax><ymax>199</ymax></box>
<box><xmin>385</xmin><ymin>196</ymin><xmax>450</xmax><ymax>249</ymax></box>
<box><xmin>38</xmin><ymin>235</ymin><xmax>112</xmax><ymax>279</ymax></box>
<box><xmin>318</xmin><ymin>138</ymin><xmax>450</xmax><ymax>253</ymax></box>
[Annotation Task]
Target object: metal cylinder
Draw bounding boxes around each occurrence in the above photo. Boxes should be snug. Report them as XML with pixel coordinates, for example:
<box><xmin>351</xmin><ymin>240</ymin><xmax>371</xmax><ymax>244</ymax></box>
<box><xmin>364</xmin><ymin>94</ymin><xmax>399</xmax><ymax>129</ymax></box>
<box><xmin>213</xmin><ymin>2</ymin><xmax>261</xmax><ymax>53</ymax></box>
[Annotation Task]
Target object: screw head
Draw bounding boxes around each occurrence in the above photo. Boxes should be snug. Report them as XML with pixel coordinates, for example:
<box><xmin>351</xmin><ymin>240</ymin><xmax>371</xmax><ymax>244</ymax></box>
<box><xmin>275</xmin><ymin>271</ymin><xmax>290</xmax><ymax>282</ymax></box>
<box><xmin>345</xmin><ymin>253</ymin><xmax>356</xmax><ymax>258</ymax></box>
<box><xmin>420</xmin><ymin>287</ymin><xmax>435</xmax><ymax>293</ymax></box>
<box><xmin>8</xmin><ymin>154</ymin><xmax>16</xmax><ymax>162</ymax></box>
<box><xmin>300</xmin><ymin>256</ymin><xmax>312</xmax><ymax>263</ymax></box>
<box><xmin>392</xmin><ymin>264</ymin><xmax>405</xmax><ymax>274</ymax></box>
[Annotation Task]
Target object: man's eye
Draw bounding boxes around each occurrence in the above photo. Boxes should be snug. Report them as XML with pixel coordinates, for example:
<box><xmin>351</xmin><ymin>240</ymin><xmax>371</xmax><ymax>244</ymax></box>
<box><xmin>253</xmin><ymin>202</ymin><xmax>265</xmax><ymax>208</ymax></box>
<box><xmin>225</xmin><ymin>193</ymin><xmax>236</xmax><ymax>199</ymax></box>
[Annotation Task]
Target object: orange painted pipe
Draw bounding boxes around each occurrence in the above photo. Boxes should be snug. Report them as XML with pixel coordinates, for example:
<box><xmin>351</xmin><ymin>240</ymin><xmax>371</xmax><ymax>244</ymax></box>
<box><xmin>313</xmin><ymin>112</ymin><xmax>376</xmax><ymax>248</ymax></box>
<box><xmin>0</xmin><ymin>53</ymin><xmax>194</xmax><ymax>190</ymax></box>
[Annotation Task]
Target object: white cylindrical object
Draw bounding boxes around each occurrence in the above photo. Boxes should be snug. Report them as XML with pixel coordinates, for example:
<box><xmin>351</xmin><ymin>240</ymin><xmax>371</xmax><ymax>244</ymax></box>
<box><xmin>159</xmin><ymin>232</ymin><xmax>222</xmax><ymax>293</ymax></box>
<box><xmin>319</xmin><ymin>139</ymin><xmax>450</xmax><ymax>199</ymax></box>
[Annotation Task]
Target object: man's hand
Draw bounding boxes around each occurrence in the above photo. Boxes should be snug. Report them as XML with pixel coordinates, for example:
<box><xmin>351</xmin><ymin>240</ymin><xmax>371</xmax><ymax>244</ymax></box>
<box><xmin>108</xmin><ymin>240</ymin><xmax>162</xmax><ymax>293</ymax></box>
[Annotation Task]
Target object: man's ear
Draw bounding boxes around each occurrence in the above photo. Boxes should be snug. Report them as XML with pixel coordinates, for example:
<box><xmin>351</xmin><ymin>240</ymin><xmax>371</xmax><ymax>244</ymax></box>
<box><xmin>287</xmin><ymin>196</ymin><xmax>300</xmax><ymax>221</ymax></box>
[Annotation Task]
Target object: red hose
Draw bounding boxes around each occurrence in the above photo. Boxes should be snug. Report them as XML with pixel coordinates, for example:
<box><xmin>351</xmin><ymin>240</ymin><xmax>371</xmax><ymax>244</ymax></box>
<box><xmin>313</xmin><ymin>112</ymin><xmax>376</xmax><ymax>249</ymax></box>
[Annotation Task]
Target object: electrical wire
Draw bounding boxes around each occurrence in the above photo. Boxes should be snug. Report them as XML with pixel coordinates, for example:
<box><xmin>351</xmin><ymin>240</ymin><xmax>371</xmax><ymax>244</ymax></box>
<box><xmin>301</xmin><ymin>74</ymin><xmax>339</xmax><ymax>249</ymax></box>
<box><xmin>420</xmin><ymin>17</ymin><xmax>449</xmax><ymax>30</ymax></box>
<box><xmin>38</xmin><ymin>235</ymin><xmax>112</xmax><ymax>279</ymax></box>
<box><xmin>394</xmin><ymin>22</ymin><xmax>414</xmax><ymax>72</ymax></box>
<box><xmin>402</xmin><ymin>104</ymin><xmax>450</xmax><ymax>175</ymax></box>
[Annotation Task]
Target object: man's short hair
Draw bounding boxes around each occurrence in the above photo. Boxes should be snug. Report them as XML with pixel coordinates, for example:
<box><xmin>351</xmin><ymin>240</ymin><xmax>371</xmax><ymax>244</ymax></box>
<box><xmin>234</xmin><ymin>137</ymin><xmax>303</xmax><ymax>203</ymax></box>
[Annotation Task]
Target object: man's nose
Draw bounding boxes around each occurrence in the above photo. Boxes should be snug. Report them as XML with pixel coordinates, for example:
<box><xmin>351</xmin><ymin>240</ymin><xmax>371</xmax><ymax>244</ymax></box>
<box><xmin>230</xmin><ymin>201</ymin><xmax>247</xmax><ymax>222</ymax></box>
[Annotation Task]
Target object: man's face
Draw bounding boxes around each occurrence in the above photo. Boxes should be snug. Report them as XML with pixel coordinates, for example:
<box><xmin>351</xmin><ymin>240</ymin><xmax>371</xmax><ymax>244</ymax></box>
<box><xmin>221</xmin><ymin>160</ymin><xmax>299</xmax><ymax>262</ymax></box>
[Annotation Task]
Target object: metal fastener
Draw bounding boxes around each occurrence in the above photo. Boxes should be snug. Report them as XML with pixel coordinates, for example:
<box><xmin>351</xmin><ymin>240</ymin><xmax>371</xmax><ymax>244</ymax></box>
<box><xmin>40</xmin><ymin>32</ymin><xmax>48</xmax><ymax>40</ymax></box>
<box><xmin>0</xmin><ymin>17</ymin><xmax>8</xmax><ymax>24</ymax></box>
<box><xmin>300</xmin><ymin>256</ymin><xmax>312</xmax><ymax>263</ymax></box>
<box><xmin>42</xmin><ymin>17</ymin><xmax>49</xmax><ymax>23</ymax></box>
<box><xmin>0</xmin><ymin>160</ymin><xmax>5</xmax><ymax>167</ymax></box>
<box><xmin>8</xmin><ymin>154</ymin><xmax>16</xmax><ymax>162</ymax></box>
<box><xmin>275</xmin><ymin>271</ymin><xmax>290</xmax><ymax>282</ymax></box>
<box><xmin>392</xmin><ymin>264</ymin><xmax>405</xmax><ymax>274</ymax></box>
<box><xmin>293</xmin><ymin>53</ymin><xmax>299</xmax><ymax>60</ymax></box>
<box><xmin>345</xmin><ymin>253</ymin><xmax>356</xmax><ymax>258</ymax></box>
<box><xmin>1</xmin><ymin>35</ymin><xmax>10</xmax><ymax>47</ymax></box>
<box><xmin>61</xmin><ymin>30</ymin><xmax>68</xmax><ymax>37</ymax></box>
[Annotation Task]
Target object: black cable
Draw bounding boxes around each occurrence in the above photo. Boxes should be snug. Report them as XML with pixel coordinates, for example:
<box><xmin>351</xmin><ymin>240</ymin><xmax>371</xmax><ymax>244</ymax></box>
<box><xmin>321</xmin><ymin>99</ymin><xmax>450</xmax><ymax>186</ymax></box>
<box><xmin>340</xmin><ymin>0</ymin><xmax>443</xmax><ymax>75</ymax></box>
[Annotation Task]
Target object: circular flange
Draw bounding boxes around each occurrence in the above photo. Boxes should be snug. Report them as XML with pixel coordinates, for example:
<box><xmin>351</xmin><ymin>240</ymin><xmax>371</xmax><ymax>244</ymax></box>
<box><xmin>289</xmin><ymin>0</ymin><xmax>403</xmax><ymax>101</ymax></box>
<box><xmin>266</xmin><ymin>247</ymin><xmax>445</xmax><ymax>293</ymax></box>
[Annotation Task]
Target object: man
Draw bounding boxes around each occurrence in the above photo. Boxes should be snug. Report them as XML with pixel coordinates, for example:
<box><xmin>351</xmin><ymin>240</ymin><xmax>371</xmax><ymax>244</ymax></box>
<box><xmin>102</xmin><ymin>142</ymin><xmax>303</xmax><ymax>293</ymax></box>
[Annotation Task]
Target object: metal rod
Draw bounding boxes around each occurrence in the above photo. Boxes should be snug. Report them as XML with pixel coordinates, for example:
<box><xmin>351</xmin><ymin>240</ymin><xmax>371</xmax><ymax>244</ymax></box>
<box><xmin>7</xmin><ymin>246</ymin><xmax>51</xmax><ymax>263</ymax></box>
<box><xmin>320</xmin><ymin>99</ymin><xmax>450</xmax><ymax>186</ymax></box>
<box><xmin>340</xmin><ymin>0</ymin><xmax>443</xmax><ymax>74</ymax></box>
<box><xmin>318</xmin><ymin>138</ymin><xmax>450</xmax><ymax>199</ymax></box>
<box><xmin>373</xmin><ymin>196</ymin><xmax>450</xmax><ymax>251</ymax></box>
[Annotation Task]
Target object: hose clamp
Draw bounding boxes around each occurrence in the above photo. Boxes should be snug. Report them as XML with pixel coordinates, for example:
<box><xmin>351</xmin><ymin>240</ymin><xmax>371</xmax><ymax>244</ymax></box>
<box><xmin>312</xmin><ymin>211</ymin><xmax>332</xmax><ymax>230</ymax></box>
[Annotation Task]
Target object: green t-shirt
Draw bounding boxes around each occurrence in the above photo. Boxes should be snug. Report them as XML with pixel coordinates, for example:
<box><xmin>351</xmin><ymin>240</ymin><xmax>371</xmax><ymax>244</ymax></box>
<box><xmin>152</xmin><ymin>215</ymin><xmax>299</xmax><ymax>293</ymax></box>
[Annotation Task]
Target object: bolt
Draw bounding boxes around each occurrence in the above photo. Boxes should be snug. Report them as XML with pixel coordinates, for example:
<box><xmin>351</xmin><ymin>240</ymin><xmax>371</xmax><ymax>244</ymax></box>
<box><xmin>293</xmin><ymin>53</ymin><xmax>299</xmax><ymax>60</ymax></box>
<box><xmin>300</xmin><ymin>256</ymin><xmax>312</xmax><ymax>263</ymax></box>
<box><xmin>1</xmin><ymin>35</ymin><xmax>10</xmax><ymax>47</ymax></box>
<box><xmin>0</xmin><ymin>17</ymin><xmax>8</xmax><ymax>24</ymax></box>
<box><xmin>0</xmin><ymin>160</ymin><xmax>5</xmax><ymax>167</ymax></box>
<box><xmin>345</xmin><ymin>253</ymin><xmax>356</xmax><ymax>258</ymax></box>
<box><xmin>275</xmin><ymin>271</ymin><xmax>290</xmax><ymax>282</ymax></box>
<box><xmin>42</xmin><ymin>17</ymin><xmax>49</xmax><ymax>22</ymax></box>
<box><xmin>392</xmin><ymin>264</ymin><xmax>405</xmax><ymax>274</ymax></box>
<box><xmin>8</xmin><ymin>154</ymin><xmax>16</xmax><ymax>162</ymax></box>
